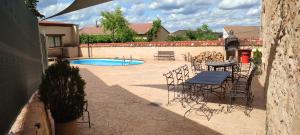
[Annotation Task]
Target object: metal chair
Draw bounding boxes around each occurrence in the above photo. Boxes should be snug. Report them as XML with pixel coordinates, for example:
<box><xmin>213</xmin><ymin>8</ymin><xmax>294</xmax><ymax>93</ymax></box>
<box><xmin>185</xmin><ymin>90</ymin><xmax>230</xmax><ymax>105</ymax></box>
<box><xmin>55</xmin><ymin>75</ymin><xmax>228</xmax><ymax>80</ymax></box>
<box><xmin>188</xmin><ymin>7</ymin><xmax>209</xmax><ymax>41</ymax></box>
<box><xmin>163</xmin><ymin>71</ymin><xmax>176</xmax><ymax>104</ymax></box>
<box><xmin>191</xmin><ymin>60</ymin><xmax>206</xmax><ymax>73</ymax></box>
<box><xmin>173</xmin><ymin>67</ymin><xmax>189</xmax><ymax>106</ymax></box>
<box><xmin>229</xmin><ymin>66</ymin><xmax>257</xmax><ymax>109</ymax></box>
<box><xmin>182</xmin><ymin>65</ymin><xmax>190</xmax><ymax>81</ymax></box>
<box><xmin>77</xmin><ymin>100</ymin><xmax>91</xmax><ymax>128</ymax></box>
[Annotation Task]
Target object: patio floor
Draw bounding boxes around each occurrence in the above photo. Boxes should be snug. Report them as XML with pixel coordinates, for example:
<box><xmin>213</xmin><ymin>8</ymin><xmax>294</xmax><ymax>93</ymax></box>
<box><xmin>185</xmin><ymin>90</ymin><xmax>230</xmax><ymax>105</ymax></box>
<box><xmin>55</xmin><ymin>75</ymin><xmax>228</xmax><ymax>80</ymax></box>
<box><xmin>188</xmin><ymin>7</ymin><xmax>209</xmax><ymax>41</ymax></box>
<box><xmin>75</xmin><ymin>60</ymin><xmax>266</xmax><ymax>135</ymax></box>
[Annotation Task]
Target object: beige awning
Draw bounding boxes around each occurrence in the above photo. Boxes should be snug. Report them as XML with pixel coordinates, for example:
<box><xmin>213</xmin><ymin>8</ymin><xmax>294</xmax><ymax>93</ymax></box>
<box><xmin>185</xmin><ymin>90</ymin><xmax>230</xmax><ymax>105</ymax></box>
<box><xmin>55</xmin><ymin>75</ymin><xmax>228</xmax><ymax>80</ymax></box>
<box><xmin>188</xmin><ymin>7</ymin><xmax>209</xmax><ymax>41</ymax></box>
<box><xmin>45</xmin><ymin>0</ymin><xmax>112</xmax><ymax>19</ymax></box>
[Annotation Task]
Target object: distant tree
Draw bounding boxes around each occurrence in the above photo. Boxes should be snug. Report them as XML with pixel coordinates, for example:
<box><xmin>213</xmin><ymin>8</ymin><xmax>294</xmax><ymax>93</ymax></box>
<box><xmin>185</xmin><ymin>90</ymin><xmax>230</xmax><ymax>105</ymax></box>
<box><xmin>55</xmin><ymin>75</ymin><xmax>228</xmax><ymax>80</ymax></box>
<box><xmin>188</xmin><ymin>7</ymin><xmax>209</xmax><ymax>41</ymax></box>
<box><xmin>117</xmin><ymin>27</ymin><xmax>136</xmax><ymax>42</ymax></box>
<box><xmin>24</xmin><ymin>0</ymin><xmax>45</xmax><ymax>18</ymax></box>
<box><xmin>101</xmin><ymin>7</ymin><xmax>130</xmax><ymax>42</ymax></box>
<box><xmin>196</xmin><ymin>24</ymin><xmax>218</xmax><ymax>40</ymax></box>
<box><xmin>185</xmin><ymin>30</ymin><xmax>197</xmax><ymax>40</ymax></box>
<box><xmin>167</xmin><ymin>35</ymin><xmax>188</xmax><ymax>41</ymax></box>
<box><xmin>147</xmin><ymin>18</ymin><xmax>162</xmax><ymax>41</ymax></box>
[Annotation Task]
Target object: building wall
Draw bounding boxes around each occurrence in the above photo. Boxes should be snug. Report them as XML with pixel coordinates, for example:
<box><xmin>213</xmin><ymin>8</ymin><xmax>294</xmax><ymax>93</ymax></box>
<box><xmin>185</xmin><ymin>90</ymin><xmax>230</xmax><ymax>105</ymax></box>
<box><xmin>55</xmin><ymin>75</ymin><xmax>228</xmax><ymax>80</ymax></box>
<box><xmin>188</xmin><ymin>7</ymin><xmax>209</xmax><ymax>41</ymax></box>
<box><xmin>153</xmin><ymin>27</ymin><xmax>170</xmax><ymax>41</ymax></box>
<box><xmin>39</xmin><ymin>25</ymin><xmax>79</xmax><ymax>47</ymax></box>
<box><xmin>0</xmin><ymin>0</ymin><xmax>45</xmax><ymax>134</ymax></box>
<box><xmin>80</xmin><ymin>46</ymin><xmax>226</xmax><ymax>60</ymax></box>
<box><xmin>262</xmin><ymin>0</ymin><xmax>300</xmax><ymax>134</ymax></box>
<box><xmin>9</xmin><ymin>93</ymin><xmax>53</xmax><ymax>135</ymax></box>
<box><xmin>39</xmin><ymin>25</ymin><xmax>79</xmax><ymax>57</ymax></box>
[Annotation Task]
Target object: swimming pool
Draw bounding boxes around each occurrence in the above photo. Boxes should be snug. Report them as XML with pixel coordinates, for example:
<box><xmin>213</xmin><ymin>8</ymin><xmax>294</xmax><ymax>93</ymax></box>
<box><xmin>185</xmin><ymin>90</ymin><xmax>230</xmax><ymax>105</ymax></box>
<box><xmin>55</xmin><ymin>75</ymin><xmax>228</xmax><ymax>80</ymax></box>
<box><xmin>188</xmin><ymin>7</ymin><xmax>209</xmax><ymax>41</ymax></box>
<box><xmin>70</xmin><ymin>59</ymin><xmax>144</xmax><ymax>66</ymax></box>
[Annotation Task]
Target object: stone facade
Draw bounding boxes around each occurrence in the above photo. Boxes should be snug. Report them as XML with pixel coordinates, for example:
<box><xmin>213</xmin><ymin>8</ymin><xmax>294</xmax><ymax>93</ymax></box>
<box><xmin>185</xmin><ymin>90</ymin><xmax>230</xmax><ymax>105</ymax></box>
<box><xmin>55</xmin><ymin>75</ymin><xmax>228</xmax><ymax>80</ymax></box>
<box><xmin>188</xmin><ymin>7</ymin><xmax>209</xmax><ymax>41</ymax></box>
<box><xmin>262</xmin><ymin>0</ymin><xmax>300</xmax><ymax>134</ymax></box>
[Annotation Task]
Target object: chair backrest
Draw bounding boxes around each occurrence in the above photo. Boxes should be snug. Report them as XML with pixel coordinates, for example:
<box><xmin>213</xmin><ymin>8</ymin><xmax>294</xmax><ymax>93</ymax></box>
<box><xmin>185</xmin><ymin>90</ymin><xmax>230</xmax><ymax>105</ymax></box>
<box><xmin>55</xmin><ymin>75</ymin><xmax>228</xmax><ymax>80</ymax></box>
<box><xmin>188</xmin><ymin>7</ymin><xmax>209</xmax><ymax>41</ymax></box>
<box><xmin>246</xmin><ymin>66</ymin><xmax>257</xmax><ymax>91</ymax></box>
<box><xmin>215</xmin><ymin>67</ymin><xmax>225</xmax><ymax>71</ymax></box>
<box><xmin>163</xmin><ymin>71</ymin><xmax>175</xmax><ymax>91</ymax></box>
<box><xmin>182</xmin><ymin>65</ymin><xmax>189</xmax><ymax>81</ymax></box>
<box><xmin>173</xmin><ymin>68</ymin><xmax>184</xmax><ymax>85</ymax></box>
<box><xmin>158</xmin><ymin>51</ymin><xmax>174</xmax><ymax>56</ymax></box>
<box><xmin>193</xmin><ymin>61</ymin><xmax>206</xmax><ymax>72</ymax></box>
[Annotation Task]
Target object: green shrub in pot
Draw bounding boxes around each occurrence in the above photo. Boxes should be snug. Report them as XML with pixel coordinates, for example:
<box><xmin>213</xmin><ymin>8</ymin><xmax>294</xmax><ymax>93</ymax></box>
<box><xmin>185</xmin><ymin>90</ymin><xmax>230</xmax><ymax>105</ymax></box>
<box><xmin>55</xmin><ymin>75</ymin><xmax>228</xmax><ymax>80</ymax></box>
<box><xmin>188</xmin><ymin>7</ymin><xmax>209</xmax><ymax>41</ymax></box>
<box><xmin>253</xmin><ymin>49</ymin><xmax>263</xmax><ymax>75</ymax></box>
<box><xmin>39</xmin><ymin>60</ymin><xmax>86</xmax><ymax>123</ymax></box>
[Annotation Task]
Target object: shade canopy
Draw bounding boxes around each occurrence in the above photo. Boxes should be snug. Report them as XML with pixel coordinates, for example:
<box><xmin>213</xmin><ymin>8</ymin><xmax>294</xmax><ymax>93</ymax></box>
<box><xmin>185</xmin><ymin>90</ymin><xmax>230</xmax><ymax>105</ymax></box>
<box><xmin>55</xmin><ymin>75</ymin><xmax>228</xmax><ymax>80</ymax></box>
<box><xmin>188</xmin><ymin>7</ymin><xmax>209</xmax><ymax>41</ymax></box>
<box><xmin>45</xmin><ymin>0</ymin><xmax>112</xmax><ymax>19</ymax></box>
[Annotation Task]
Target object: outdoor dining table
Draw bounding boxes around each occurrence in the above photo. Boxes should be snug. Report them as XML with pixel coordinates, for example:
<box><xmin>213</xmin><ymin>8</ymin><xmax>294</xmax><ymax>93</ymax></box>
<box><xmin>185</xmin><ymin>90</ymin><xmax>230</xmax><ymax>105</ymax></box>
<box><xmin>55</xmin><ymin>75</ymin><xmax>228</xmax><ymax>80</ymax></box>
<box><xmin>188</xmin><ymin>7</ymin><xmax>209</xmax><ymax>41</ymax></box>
<box><xmin>186</xmin><ymin>71</ymin><xmax>230</xmax><ymax>99</ymax></box>
<box><xmin>187</xmin><ymin>71</ymin><xmax>230</xmax><ymax>85</ymax></box>
<box><xmin>206</xmin><ymin>61</ymin><xmax>237</xmax><ymax>82</ymax></box>
<box><xmin>184</xmin><ymin>71</ymin><xmax>230</xmax><ymax>120</ymax></box>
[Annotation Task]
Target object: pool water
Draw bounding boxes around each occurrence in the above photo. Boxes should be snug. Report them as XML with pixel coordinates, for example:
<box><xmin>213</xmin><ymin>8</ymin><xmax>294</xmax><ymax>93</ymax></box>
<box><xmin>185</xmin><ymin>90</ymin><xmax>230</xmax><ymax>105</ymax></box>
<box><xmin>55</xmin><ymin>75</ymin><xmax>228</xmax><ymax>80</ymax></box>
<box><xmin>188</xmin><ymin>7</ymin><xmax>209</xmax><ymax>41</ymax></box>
<box><xmin>70</xmin><ymin>59</ymin><xmax>144</xmax><ymax>66</ymax></box>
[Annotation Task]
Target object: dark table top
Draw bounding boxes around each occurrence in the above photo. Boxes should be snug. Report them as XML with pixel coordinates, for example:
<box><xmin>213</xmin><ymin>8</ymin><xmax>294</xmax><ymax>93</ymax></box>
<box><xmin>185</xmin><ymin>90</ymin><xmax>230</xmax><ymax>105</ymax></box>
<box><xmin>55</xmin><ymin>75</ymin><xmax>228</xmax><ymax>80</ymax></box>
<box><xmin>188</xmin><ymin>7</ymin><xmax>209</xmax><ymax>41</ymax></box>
<box><xmin>186</xmin><ymin>71</ymin><xmax>230</xmax><ymax>85</ymax></box>
<box><xmin>206</xmin><ymin>61</ymin><xmax>236</xmax><ymax>67</ymax></box>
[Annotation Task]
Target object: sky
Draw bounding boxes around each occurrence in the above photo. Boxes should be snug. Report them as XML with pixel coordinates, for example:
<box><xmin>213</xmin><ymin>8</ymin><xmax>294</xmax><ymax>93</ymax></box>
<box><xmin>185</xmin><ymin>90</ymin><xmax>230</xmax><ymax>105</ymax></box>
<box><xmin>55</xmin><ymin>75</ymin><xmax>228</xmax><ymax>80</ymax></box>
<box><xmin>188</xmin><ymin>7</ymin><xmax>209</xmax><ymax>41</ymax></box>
<box><xmin>37</xmin><ymin>0</ymin><xmax>261</xmax><ymax>32</ymax></box>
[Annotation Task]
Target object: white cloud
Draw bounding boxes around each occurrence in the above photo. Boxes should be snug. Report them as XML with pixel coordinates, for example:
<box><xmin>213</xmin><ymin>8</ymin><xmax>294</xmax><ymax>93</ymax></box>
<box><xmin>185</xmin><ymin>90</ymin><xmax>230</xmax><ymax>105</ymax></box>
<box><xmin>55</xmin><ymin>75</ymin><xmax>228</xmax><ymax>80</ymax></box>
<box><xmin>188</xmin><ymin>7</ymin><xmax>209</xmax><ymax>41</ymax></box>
<box><xmin>40</xmin><ymin>3</ymin><xmax>70</xmax><ymax>17</ymax></box>
<box><xmin>246</xmin><ymin>8</ymin><xmax>260</xmax><ymax>16</ymax></box>
<box><xmin>219</xmin><ymin>0</ymin><xmax>259</xmax><ymax>10</ymax></box>
<box><xmin>38</xmin><ymin>0</ymin><xmax>261</xmax><ymax>32</ymax></box>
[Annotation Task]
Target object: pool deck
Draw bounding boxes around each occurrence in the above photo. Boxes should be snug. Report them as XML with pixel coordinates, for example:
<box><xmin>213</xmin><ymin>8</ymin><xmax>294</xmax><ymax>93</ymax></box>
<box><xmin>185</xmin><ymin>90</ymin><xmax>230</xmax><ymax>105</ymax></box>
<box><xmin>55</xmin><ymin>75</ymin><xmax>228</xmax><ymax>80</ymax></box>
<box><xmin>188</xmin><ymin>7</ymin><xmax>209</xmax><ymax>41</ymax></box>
<box><xmin>74</xmin><ymin>60</ymin><xmax>266</xmax><ymax>135</ymax></box>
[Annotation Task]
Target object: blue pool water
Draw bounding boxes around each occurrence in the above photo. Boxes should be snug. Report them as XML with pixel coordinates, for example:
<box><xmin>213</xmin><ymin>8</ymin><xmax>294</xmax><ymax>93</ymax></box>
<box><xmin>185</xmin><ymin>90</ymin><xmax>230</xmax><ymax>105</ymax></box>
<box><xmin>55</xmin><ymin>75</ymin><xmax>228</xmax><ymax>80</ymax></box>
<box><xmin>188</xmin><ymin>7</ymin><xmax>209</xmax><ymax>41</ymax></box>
<box><xmin>70</xmin><ymin>59</ymin><xmax>144</xmax><ymax>66</ymax></box>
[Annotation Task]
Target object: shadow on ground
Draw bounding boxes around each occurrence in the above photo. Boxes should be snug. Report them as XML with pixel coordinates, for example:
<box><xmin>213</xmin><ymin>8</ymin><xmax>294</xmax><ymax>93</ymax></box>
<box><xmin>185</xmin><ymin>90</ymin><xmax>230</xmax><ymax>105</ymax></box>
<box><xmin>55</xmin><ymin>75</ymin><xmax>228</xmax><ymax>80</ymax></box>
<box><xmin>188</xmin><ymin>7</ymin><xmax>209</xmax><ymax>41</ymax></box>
<box><xmin>132</xmin><ymin>76</ymin><xmax>266</xmax><ymax>112</ymax></box>
<box><xmin>78</xmin><ymin>68</ymin><xmax>222</xmax><ymax>135</ymax></box>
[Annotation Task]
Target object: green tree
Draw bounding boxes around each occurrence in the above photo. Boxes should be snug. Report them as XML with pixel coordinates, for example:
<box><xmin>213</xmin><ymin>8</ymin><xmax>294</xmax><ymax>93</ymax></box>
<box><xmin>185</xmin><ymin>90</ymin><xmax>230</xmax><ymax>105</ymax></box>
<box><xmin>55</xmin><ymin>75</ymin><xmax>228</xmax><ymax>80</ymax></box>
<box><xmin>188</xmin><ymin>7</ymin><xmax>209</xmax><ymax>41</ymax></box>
<box><xmin>196</xmin><ymin>24</ymin><xmax>218</xmax><ymax>40</ymax></box>
<box><xmin>167</xmin><ymin>35</ymin><xmax>188</xmax><ymax>41</ymax></box>
<box><xmin>24</xmin><ymin>0</ymin><xmax>44</xmax><ymax>18</ymax></box>
<box><xmin>253</xmin><ymin>49</ymin><xmax>262</xmax><ymax>65</ymax></box>
<box><xmin>185</xmin><ymin>30</ymin><xmax>197</xmax><ymax>40</ymax></box>
<box><xmin>101</xmin><ymin>7</ymin><xmax>130</xmax><ymax>42</ymax></box>
<box><xmin>147</xmin><ymin>18</ymin><xmax>162</xmax><ymax>41</ymax></box>
<box><xmin>117</xmin><ymin>27</ymin><xmax>136</xmax><ymax>42</ymax></box>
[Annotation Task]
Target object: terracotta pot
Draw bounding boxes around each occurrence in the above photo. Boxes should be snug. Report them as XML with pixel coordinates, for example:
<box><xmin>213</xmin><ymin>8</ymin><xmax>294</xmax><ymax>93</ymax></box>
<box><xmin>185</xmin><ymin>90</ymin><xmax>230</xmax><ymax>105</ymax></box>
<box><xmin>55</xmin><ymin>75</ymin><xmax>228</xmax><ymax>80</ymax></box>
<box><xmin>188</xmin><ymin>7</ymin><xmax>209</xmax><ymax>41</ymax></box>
<box><xmin>55</xmin><ymin>120</ymin><xmax>79</xmax><ymax>135</ymax></box>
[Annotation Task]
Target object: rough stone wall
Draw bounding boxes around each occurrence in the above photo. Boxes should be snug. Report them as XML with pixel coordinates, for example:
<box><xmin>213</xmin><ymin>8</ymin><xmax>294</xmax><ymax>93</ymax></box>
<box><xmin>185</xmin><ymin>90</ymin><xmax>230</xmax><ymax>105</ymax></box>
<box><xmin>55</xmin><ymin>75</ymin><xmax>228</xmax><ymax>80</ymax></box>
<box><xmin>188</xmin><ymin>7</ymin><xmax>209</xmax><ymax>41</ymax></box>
<box><xmin>262</xmin><ymin>0</ymin><xmax>300</xmax><ymax>134</ymax></box>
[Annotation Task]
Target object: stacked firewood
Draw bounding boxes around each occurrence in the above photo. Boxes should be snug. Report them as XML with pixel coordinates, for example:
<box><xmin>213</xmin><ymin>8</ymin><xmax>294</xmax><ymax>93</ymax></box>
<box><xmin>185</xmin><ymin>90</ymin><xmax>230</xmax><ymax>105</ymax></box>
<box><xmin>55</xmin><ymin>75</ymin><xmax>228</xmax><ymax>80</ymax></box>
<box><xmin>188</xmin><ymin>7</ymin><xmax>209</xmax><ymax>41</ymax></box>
<box><xmin>192</xmin><ymin>51</ymin><xmax>224</xmax><ymax>63</ymax></box>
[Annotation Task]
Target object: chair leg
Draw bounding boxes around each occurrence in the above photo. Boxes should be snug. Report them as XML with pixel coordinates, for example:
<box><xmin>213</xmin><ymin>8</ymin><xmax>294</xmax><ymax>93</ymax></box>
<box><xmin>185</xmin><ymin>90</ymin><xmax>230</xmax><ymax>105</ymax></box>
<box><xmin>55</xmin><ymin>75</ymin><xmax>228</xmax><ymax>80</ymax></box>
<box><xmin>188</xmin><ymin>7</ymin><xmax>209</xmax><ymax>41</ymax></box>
<box><xmin>87</xmin><ymin>110</ymin><xmax>91</xmax><ymax>128</ymax></box>
<box><xmin>167</xmin><ymin>89</ymin><xmax>170</xmax><ymax>105</ymax></box>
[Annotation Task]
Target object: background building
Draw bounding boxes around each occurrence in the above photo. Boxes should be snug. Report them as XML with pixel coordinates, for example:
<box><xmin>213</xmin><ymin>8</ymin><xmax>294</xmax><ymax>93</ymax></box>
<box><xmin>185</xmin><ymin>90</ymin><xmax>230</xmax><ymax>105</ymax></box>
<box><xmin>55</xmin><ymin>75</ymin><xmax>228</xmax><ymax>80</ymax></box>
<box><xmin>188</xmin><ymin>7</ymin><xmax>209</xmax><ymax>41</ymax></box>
<box><xmin>39</xmin><ymin>21</ymin><xmax>80</xmax><ymax>58</ymax></box>
<box><xmin>80</xmin><ymin>23</ymin><xmax>170</xmax><ymax>41</ymax></box>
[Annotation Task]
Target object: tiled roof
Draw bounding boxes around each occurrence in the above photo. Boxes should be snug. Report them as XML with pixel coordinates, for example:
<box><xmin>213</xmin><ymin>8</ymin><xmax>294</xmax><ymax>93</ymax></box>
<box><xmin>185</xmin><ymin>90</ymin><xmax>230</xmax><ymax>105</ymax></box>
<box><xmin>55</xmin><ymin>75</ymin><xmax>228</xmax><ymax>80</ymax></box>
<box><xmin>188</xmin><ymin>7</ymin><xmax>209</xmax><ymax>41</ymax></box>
<box><xmin>129</xmin><ymin>23</ymin><xmax>153</xmax><ymax>34</ymax></box>
<box><xmin>224</xmin><ymin>26</ymin><xmax>260</xmax><ymax>40</ymax></box>
<box><xmin>80</xmin><ymin>23</ymin><xmax>154</xmax><ymax>35</ymax></box>
<box><xmin>38</xmin><ymin>20</ymin><xmax>75</xmax><ymax>26</ymax></box>
<box><xmin>79</xmin><ymin>26</ymin><xmax>108</xmax><ymax>35</ymax></box>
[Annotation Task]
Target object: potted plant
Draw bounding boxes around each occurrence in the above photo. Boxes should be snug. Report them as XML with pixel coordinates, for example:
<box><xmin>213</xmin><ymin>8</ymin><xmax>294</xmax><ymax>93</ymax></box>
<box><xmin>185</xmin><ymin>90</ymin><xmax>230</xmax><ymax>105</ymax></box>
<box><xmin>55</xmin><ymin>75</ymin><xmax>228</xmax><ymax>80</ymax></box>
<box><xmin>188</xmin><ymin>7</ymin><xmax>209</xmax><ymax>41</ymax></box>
<box><xmin>252</xmin><ymin>49</ymin><xmax>263</xmax><ymax>74</ymax></box>
<box><xmin>39</xmin><ymin>60</ymin><xmax>86</xmax><ymax>135</ymax></box>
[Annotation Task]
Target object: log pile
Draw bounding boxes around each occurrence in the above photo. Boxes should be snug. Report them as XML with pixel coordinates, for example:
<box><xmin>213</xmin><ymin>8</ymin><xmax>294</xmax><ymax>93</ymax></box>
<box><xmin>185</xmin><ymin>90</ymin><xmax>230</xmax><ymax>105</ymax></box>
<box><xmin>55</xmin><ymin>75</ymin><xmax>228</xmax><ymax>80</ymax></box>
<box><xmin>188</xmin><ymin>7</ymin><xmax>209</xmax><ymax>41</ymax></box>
<box><xmin>192</xmin><ymin>51</ymin><xmax>224</xmax><ymax>63</ymax></box>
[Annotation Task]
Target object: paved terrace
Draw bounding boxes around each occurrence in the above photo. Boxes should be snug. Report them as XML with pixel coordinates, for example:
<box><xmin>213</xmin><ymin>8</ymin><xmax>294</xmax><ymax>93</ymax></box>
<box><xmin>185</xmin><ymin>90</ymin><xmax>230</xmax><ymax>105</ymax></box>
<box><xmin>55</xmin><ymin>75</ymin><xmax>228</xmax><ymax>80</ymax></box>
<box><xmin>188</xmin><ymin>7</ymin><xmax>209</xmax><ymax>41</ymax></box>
<box><xmin>75</xmin><ymin>60</ymin><xmax>266</xmax><ymax>135</ymax></box>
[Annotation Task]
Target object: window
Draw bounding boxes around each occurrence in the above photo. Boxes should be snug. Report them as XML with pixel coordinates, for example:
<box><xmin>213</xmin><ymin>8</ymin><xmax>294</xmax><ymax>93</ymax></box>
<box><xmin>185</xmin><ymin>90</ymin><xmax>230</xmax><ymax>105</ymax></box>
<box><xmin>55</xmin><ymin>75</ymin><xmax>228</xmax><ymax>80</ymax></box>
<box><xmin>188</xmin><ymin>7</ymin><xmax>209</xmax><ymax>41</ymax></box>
<box><xmin>47</xmin><ymin>35</ymin><xmax>62</xmax><ymax>48</ymax></box>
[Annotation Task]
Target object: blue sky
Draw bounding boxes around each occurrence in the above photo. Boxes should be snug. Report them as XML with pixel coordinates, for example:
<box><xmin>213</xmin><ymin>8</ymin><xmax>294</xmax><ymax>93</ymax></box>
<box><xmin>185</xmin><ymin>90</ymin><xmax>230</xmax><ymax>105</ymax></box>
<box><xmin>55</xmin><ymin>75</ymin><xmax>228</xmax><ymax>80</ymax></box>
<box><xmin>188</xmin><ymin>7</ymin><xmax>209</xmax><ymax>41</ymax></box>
<box><xmin>37</xmin><ymin>0</ymin><xmax>261</xmax><ymax>32</ymax></box>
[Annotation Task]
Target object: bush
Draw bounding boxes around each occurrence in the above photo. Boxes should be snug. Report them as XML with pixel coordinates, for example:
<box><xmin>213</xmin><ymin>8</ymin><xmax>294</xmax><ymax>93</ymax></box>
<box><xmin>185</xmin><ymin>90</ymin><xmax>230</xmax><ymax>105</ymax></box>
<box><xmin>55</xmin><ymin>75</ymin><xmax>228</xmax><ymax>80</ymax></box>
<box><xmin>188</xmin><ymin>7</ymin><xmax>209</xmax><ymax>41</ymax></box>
<box><xmin>39</xmin><ymin>60</ymin><xmax>86</xmax><ymax>123</ymax></box>
<box><xmin>253</xmin><ymin>49</ymin><xmax>262</xmax><ymax>65</ymax></box>
<box><xmin>167</xmin><ymin>35</ymin><xmax>188</xmax><ymax>41</ymax></box>
<box><xmin>80</xmin><ymin>35</ymin><xmax>112</xmax><ymax>43</ymax></box>
<box><xmin>133</xmin><ymin>38</ymin><xmax>148</xmax><ymax>42</ymax></box>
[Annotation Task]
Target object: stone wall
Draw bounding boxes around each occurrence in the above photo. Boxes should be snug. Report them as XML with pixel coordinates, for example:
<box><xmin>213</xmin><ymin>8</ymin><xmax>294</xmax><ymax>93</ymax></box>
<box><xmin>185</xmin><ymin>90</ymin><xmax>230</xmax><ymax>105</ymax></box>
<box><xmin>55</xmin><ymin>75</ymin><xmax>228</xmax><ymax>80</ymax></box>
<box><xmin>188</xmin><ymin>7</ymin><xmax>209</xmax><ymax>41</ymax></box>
<box><xmin>262</xmin><ymin>0</ymin><xmax>300</xmax><ymax>134</ymax></box>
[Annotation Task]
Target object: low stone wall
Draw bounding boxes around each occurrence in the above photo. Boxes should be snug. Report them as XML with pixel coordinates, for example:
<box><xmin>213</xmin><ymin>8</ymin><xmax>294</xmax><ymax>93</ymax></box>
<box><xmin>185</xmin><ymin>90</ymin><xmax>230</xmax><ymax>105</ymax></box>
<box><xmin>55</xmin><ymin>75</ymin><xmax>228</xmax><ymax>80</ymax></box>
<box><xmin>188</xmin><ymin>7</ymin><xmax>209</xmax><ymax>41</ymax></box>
<box><xmin>80</xmin><ymin>46</ymin><xmax>226</xmax><ymax>61</ymax></box>
<box><xmin>9</xmin><ymin>93</ymin><xmax>54</xmax><ymax>135</ymax></box>
<box><xmin>79</xmin><ymin>40</ymin><xmax>262</xmax><ymax>60</ymax></box>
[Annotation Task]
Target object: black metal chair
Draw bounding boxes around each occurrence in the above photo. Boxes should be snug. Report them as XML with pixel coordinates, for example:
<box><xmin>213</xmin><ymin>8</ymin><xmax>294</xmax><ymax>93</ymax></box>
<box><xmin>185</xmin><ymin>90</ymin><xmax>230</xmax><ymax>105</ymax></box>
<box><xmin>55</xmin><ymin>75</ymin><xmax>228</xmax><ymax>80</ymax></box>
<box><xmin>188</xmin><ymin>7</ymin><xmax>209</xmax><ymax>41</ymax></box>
<box><xmin>182</xmin><ymin>65</ymin><xmax>190</xmax><ymax>81</ymax></box>
<box><xmin>163</xmin><ymin>71</ymin><xmax>176</xmax><ymax>104</ymax></box>
<box><xmin>77</xmin><ymin>100</ymin><xmax>91</xmax><ymax>128</ymax></box>
<box><xmin>229</xmin><ymin>66</ymin><xmax>257</xmax><ymax>109</ymax></box>
<box><xmin>173</xmin><ymin>67</ymin><xmax>191</xmax><ymax>106</ymax></box>
<box><xmin>191</xmin><ymin>60</ymin><xmax>206</xmax><ymax>73</ymax></box>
